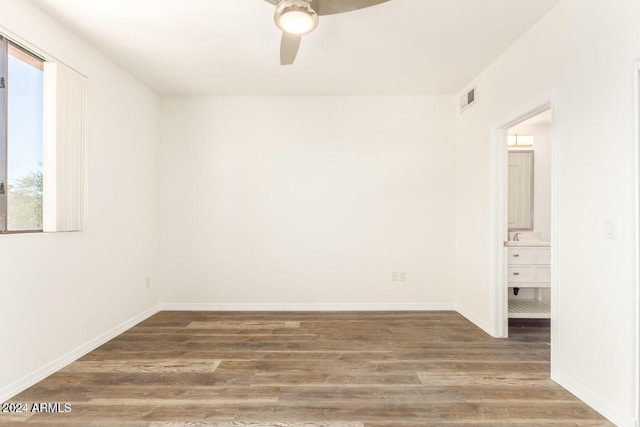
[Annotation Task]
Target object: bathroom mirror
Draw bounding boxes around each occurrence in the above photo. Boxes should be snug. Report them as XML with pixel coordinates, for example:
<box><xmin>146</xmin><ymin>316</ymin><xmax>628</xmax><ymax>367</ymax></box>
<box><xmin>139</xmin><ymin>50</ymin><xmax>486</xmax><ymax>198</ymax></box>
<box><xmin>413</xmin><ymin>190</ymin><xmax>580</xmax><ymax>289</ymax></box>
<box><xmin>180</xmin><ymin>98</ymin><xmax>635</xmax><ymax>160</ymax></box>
<box><xmin>508</xmin><ymin>150</ymin><xmax>534</xmax><ymax>230</ymax></box>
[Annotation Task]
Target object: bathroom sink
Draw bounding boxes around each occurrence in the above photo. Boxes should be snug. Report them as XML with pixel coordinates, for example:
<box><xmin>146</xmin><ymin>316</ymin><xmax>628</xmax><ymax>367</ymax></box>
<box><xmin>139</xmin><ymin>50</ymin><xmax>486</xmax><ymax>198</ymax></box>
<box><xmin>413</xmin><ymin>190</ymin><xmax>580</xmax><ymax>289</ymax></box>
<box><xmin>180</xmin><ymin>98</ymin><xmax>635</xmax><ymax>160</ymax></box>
<box><xmin>505</xmin><ymin>240</ymin><xmax>550</xmax><ymax>247</ymax></box>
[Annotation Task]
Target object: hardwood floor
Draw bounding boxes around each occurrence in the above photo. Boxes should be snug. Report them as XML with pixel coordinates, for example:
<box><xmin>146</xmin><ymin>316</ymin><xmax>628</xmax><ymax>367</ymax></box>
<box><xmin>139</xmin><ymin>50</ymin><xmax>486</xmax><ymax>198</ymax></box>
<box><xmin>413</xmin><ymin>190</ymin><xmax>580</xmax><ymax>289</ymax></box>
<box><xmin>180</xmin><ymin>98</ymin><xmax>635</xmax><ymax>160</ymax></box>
<box><xmin>2</xmin><ymin>312</ymin><xmax>612</xmax><ymax>426</ymax></box>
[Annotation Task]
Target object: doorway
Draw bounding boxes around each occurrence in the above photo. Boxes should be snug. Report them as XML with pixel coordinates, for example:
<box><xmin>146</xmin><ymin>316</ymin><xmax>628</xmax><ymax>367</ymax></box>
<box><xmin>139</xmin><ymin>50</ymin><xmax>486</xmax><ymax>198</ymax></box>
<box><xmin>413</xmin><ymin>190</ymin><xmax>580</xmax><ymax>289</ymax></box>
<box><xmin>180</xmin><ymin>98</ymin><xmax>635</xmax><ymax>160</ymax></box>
<box><xmin>505</xmin><ymin>110</ymin><xmax>552</xmax><ymax>325</ymax></box>
<box><xmin>490</xmin><ymin>100</ymin><xmax>558</xmax><ymax>368</ymax></box>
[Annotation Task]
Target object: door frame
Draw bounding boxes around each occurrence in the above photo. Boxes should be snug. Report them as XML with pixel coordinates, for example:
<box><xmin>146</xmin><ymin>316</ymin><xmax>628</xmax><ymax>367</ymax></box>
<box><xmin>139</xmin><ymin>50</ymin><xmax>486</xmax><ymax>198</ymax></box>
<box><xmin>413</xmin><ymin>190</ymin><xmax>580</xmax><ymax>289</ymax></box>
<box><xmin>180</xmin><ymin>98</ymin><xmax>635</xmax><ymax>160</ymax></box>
<box><xmin>489</xmin><ymin>94</ymin><xmax>559</xmax><ymax>372</ymax></box>
<box><xmin>634</xmin><ymin>60</ymin><xmax>640</xmax><ymax>426</ymax></box>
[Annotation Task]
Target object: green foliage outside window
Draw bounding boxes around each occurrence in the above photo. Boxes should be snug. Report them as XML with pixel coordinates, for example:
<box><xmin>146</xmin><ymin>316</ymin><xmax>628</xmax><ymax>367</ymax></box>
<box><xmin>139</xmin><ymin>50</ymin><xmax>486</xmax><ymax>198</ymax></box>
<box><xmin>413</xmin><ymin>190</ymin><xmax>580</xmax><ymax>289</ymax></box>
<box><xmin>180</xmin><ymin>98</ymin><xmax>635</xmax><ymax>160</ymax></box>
<box><xmin>8</xmin><ymin>169</ymin><xmax>43</xmax><ymax>230</ymax></box>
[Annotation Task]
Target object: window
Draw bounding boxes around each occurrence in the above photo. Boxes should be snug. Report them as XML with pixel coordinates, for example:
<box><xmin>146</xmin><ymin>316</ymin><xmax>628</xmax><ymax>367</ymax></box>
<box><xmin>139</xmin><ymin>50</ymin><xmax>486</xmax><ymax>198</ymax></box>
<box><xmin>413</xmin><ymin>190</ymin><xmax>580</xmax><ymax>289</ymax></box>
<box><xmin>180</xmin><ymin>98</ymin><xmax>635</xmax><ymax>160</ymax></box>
<box><xmin>0</xmin><ymin>38</ymin><xmax>45</xmax><ymax>233</ymax></box>
<box><xmin>0</xmin><ymin>34</ymin><xmax>87</xmax><ymax>234</ymax></box>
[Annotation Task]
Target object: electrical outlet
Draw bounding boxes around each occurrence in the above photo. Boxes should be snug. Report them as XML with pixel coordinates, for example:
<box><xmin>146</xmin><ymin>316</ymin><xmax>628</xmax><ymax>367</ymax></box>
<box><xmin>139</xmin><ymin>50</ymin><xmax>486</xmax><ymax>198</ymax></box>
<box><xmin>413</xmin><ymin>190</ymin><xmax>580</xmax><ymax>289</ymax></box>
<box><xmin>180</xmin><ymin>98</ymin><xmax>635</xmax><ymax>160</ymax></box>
<box><xmin>392</xmin><ymin>272</ymin><xmax>398</xmax><ymax>282</ymax></box>
<box><xmin>399</xmin><ymin>272</ymin><xmax>406</xmax><ymax>282</ymax></box>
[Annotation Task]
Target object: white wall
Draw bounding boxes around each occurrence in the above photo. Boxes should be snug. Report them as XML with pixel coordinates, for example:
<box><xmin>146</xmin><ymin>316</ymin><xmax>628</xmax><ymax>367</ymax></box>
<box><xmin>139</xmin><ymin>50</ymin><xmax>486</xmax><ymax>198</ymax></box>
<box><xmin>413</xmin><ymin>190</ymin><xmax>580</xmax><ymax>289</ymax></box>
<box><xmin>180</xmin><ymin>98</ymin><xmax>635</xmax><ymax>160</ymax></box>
<box><xmin>160</xmin><ymin>96</ymin><xmax>456</xmax><ymax>308</ymax></box>
<box><xmin>0</xmin><ymin>1</ymin><xmax>160</xmax><ymax>399</ymax></box>
<box><xmin>455</xmin><ymin>0</ymin><xmax>640</xmax><ymax>425</ymax></box>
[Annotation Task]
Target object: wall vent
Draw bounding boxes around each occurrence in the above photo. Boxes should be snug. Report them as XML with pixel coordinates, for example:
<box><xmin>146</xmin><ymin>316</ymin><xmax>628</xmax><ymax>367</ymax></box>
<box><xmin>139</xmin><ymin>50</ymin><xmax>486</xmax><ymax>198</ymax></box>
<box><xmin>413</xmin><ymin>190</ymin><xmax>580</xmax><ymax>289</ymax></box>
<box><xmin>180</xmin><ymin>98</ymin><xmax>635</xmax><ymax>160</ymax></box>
<box><xmin>459</xmin><ymin>86</ymin><xmax>476</xmax><ymax>113</ymax></box>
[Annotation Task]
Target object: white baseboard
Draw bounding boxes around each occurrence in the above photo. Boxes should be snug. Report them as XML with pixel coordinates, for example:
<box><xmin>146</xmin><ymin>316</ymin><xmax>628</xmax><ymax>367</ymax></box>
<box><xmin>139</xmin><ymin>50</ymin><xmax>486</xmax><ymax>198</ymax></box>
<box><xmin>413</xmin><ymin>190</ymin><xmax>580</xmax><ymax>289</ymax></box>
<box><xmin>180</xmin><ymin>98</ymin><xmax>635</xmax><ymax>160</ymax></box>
<box><xmin>159</xmin><ymin>302</ymin><xmax>456</xmax><ymax>312</ymax></box>
<box><xmin>455</xmin><ymin>304</ymin><xmax>493</xmax><ymax>335</ymax></box>
<box><xmin>553</xmin><ymin>372</ymin><xmax>635</xmax><ymax>427</ymax></box>
<box><xmin>0</xmin><ymin>304</ymin><xmax>160</xmax><ymax>403</ymax></box>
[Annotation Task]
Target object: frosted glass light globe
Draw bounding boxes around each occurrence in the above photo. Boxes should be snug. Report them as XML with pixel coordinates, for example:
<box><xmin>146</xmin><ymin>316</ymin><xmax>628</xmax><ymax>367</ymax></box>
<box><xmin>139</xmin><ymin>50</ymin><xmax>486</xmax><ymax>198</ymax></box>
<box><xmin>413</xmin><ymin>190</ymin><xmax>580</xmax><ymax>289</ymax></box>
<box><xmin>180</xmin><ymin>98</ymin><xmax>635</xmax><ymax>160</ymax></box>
<box><xmin>279</xmin><ymin>10</ymin><xmax>316</xmax><ymax>34</ymax></box>
<box><xmin>274</xmin><ymin>1</ymin><xmax>319</xmax><ymax>35</ymax></box>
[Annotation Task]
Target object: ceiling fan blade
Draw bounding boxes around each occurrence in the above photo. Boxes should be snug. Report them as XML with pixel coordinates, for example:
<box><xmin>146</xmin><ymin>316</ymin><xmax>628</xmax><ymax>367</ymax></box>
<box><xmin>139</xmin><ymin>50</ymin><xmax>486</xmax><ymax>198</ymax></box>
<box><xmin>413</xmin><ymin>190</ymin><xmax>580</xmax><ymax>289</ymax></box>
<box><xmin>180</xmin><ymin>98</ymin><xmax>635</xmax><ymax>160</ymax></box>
<box><xmin>280</xmin><ymin>32</ymin><xmax>302</xmax><ymax>65</ymax></box>
<box><xmin>317</xmin><ymin>0</ymin><xmax>391</xmax><ymax>16</ymax></box>
<box><xmin>263</xmin><ymin>0</ymin><xmax>278</xmax><ymax>5</ymax></box>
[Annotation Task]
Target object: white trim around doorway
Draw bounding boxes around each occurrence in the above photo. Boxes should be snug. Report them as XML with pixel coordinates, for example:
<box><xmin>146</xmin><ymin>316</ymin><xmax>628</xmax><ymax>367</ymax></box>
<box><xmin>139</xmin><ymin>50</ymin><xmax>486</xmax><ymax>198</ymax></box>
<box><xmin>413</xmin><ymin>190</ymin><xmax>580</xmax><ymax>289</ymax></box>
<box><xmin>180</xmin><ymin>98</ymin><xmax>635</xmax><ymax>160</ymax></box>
<box><xmin>633</xmin><ymin>60</ymin><xmax>640</xmax><ymax>427</ymax></box>
<box><xmin>489</xmin><ymin>94</ymin><xmax>559</xmax><ymax>376</ymax></box>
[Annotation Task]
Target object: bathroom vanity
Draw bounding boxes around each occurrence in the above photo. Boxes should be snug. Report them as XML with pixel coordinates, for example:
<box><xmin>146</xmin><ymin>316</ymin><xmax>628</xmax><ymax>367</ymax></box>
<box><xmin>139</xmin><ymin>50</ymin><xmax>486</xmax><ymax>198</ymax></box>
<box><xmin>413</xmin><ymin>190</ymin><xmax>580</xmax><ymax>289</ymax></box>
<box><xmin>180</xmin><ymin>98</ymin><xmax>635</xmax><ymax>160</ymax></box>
<box><xmin>506</xmin><ymin>241</ymin><xmax>551</xmax><ymax>319</ymax></box>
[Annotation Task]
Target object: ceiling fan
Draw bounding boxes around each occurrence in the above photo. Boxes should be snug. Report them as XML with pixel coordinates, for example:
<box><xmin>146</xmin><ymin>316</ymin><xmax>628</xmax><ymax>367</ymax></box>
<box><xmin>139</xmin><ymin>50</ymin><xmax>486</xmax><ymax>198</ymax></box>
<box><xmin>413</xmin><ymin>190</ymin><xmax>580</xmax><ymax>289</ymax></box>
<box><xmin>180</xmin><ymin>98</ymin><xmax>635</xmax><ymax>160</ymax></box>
<box><xmin>263</xmin><ymin>0</ymin><xmax>391</xmax><ymax>65</ymax></box>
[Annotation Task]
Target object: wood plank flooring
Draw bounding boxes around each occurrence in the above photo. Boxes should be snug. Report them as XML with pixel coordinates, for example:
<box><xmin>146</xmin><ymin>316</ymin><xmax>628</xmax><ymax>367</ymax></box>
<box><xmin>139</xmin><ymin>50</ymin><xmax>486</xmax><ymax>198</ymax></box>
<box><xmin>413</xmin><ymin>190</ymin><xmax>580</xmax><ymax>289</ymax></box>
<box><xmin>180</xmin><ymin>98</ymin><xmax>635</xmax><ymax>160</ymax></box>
<box><xmin>1</xmin><ymin>312</ymin><xmax>612</xmax><ymax>426</ymax></box>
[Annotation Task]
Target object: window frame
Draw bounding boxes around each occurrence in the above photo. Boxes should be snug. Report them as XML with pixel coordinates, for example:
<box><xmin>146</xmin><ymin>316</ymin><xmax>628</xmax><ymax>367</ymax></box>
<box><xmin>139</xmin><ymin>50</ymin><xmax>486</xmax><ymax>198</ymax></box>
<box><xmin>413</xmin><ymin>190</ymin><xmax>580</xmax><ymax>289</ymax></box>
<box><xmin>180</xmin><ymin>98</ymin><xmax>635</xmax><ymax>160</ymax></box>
<box><xmin>0</xmin><ymin>29</ymin><xmax>88</xmax><ymax>235</ymax></box>
<box><xmin>0</xmin><ymin>36</ymin><xmax>6</xmax><ymax>232</ymax></box>
<box><xmin>0</xmin><ymin>35</ymin><xmax>46</xmax><ymax>234</ymax></box>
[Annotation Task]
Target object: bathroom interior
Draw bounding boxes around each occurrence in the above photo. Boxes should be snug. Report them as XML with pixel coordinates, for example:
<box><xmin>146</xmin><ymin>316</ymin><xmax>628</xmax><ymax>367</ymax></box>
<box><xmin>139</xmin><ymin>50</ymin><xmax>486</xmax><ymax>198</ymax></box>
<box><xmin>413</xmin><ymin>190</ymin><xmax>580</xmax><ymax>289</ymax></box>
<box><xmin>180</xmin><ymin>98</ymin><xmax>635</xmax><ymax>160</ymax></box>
<box><xmin>506</xmin><ymin>109</ymin><xmax>552</xmax><ymax>329</ymax></box>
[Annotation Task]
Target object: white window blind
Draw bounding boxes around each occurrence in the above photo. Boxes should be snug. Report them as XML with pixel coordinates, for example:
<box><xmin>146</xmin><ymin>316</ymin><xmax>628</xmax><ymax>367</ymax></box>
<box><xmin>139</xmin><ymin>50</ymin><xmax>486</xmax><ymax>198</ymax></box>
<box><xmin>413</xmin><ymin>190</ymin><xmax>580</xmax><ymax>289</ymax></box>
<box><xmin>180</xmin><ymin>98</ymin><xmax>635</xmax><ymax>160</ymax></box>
<box><xmin>43</xmin><ymin>62</ymin><xmax>87</xmax><ymax>232</ymax></box>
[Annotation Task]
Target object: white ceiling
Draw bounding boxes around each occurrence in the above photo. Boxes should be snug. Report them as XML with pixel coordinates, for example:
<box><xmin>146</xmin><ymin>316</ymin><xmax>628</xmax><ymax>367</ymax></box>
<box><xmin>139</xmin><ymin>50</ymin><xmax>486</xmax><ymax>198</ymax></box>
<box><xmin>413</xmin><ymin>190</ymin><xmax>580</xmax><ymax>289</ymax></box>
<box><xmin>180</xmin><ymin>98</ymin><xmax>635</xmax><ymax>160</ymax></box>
<box><xmin>29</xmin><ymin>0</ymin><xmax>560</xmax><ymax>96</ymax></box>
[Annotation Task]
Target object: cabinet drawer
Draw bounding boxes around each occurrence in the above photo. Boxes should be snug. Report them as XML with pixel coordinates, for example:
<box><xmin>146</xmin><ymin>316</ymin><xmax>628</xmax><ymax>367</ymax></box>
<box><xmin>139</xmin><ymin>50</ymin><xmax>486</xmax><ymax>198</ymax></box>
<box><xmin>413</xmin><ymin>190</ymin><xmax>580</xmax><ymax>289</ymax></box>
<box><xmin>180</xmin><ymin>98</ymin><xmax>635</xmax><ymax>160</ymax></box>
<box><xmin>507</xmin><ymin>248</ymin><xmax>535</xmax><ymax>265</ymax></box>
<box><xmin>508</xmin><ymin>266</ymin><xmax>534</xmax><ymax>282</ymax></box>
<box><xmin>536</xmin><ymin>248</ymin><xmax>551</xmax><ymax>264</ymax></box>
<box><xmin>537</xmin><ymin>266</ymin><xmax>551</xmax><ymax>282</ymax></box>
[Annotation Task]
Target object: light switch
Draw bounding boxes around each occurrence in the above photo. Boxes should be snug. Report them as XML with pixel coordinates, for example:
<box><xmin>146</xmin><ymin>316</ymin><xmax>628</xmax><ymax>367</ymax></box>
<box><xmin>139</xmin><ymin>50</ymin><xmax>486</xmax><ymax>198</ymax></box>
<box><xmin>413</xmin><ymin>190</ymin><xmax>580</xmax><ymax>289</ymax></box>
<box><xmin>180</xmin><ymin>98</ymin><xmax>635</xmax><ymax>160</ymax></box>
<box><xmin>604</xmin><ymin>219</ymin><xmax>616</xmax><ymax>239</ymax></box>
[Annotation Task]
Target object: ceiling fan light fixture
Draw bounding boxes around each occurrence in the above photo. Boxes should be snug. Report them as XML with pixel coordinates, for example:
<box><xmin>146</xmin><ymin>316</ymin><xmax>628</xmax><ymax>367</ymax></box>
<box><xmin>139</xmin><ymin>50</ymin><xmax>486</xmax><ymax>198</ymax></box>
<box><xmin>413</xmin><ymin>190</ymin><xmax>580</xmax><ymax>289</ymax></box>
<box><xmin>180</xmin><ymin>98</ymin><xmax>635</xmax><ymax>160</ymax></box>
<box><xmin>274</xmin><ymin>0</ymin><xmax>319</xmax><ymax>35</ymax></box>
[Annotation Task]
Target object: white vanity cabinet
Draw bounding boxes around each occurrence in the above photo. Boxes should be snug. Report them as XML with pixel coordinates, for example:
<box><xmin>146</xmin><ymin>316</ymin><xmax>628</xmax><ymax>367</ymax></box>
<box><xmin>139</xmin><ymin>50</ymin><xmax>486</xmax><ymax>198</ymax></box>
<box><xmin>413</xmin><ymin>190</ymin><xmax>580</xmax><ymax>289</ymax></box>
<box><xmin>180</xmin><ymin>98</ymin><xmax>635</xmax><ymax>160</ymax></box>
<box><xmin>507</xmin><ymin>245</ymin><xmax>551</xmax><ymax>319</ymax></box>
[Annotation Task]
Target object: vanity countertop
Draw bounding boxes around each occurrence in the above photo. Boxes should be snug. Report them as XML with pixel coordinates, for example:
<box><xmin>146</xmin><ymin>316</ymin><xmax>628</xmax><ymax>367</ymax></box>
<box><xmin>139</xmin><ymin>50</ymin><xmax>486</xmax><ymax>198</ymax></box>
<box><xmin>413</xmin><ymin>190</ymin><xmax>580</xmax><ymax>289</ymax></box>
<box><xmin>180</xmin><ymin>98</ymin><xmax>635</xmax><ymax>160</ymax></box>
<box><xmin>505</xmin><ymin>240</ymin><xmax>550</xmax><ymax>247</ymax></box>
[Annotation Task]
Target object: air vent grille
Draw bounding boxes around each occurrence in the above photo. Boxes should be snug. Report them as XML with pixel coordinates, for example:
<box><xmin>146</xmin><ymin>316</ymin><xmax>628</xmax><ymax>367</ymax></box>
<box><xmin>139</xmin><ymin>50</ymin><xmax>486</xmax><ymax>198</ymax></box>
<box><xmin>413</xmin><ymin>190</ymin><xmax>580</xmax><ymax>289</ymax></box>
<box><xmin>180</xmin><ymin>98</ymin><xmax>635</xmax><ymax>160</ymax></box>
<box><xmin>459</xmin><ymin>86</ymin><xmax>476</xmax><ymax>113</ymax></box>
